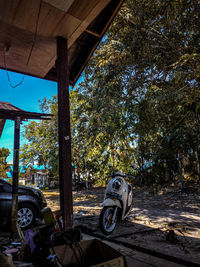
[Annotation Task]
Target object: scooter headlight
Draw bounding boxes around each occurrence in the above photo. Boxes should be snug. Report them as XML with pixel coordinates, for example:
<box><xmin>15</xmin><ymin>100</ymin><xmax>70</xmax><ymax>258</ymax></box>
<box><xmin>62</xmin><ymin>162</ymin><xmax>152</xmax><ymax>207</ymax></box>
<box><xmin>112</xmin><ymin>178</ymin><xmax>122</xmax><ymax>191</ymax></box>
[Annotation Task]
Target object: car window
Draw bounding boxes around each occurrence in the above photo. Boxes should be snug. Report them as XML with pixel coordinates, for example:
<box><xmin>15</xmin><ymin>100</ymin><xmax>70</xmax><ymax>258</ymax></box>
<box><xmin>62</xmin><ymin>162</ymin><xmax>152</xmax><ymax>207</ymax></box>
<box><xmin>0</xmin><ymin>179</ymin><xmax>12</xmax><ymax>192</ymax></box>
<box><xmin>0</xmin><ymin>179</ymin><xmax>10</xmax><ymax>185</ymax></box>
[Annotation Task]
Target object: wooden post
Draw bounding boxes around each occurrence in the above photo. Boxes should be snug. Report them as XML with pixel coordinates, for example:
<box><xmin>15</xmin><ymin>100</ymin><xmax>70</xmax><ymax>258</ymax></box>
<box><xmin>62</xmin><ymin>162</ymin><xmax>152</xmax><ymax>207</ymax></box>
<box><xmin>0</xmin><ymin>119</ymin><xmax>6</xmax><ymax>138</ymax></box>
<box><xmin>57</xmin><ymin>36</ymin><xmax>73</xmax><ymax>229</ymax></box>
<box><xmin>11</xmin><ymin>116</ymin><xmax>20</xmax><ymax>236</ymax></box>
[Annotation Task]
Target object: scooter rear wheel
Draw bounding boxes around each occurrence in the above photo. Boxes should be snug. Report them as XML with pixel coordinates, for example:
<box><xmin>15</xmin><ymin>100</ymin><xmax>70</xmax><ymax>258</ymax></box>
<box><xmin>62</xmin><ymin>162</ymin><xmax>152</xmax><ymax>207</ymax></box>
<box><xmin>99</xmin><ymin>206</ymin><xmax>118</xmax><ymax>235</ymax></box>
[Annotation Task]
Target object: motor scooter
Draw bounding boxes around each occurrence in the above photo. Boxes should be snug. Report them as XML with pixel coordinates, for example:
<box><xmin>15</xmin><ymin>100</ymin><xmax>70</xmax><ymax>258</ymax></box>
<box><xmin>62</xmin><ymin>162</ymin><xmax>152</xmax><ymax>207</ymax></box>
<box><xmin>99</xmin><ymin>171</ymin><xmax>133</xmax><ymax>235</ymax></box>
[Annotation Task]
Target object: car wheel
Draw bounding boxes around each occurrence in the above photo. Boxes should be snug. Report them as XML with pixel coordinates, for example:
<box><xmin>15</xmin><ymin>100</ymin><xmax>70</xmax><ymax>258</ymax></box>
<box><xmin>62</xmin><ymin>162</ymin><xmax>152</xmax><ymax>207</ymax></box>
<box><xmin>18</xmin><ymin>203</ymin><xmax>36</xmax><ymax>229</ymax></box>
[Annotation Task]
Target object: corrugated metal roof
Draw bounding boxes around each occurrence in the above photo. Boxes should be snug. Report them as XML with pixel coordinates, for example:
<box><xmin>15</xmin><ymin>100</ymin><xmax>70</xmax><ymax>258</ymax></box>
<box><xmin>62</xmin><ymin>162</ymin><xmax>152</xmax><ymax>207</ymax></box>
<box><xmin>0</xmin><ymin>101</ymin><xmax>23</xmax><ymax>112</ymax></box>
<box><xmin>10</xmin><ymin>165</ymin><xmax>45</xmax><ymax>172</ymax></box>
<box><xmin>0</xmin><ymin>101</ymin><xmax>52</xmax><ymax>137</ymax></box>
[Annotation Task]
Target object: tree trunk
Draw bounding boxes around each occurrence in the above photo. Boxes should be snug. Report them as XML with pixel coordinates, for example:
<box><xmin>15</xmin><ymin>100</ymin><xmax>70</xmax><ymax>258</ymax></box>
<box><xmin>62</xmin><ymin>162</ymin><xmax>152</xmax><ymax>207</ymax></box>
<box><xmin>177</xmin><ymin>152</ymin><xmax>184</xmax><ymax>190</ymax></box>
<box><xmin>195</xmin><ymin>149</ymin><xmax>200</xmax><ymax>182</ymax></box>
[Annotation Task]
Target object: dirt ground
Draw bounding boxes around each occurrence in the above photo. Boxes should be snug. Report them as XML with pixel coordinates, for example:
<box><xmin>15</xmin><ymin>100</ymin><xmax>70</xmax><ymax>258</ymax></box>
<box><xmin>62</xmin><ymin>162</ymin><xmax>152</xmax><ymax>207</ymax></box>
<box><xmin>43</xmin><ymin>186</ymin><xmax>200</xmax><ymax>265</ymax></box>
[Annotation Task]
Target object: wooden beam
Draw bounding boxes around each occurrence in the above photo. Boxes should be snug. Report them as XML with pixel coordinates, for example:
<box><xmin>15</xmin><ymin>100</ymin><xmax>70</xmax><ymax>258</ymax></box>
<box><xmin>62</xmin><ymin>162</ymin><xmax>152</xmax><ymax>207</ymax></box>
<box><xmin>57</xmin><ymin>36</ymin><xmax>73</xmax><ymax>229</ymax></box>
<box><xmin>0</xmin><ymin>119</ymin><xmax>5</xmax><ymax>138</ymax></box>
<box><xmin>43</xmin><ymin>0</ymin><xmax>75</xmax><ymax>12</ymax></box>
<box><xmin>77</xmin><ymin>40</ymin><xmax>87</xmax><ymax>46</ymax></box>
<box><xmin>85</xmin><ymin>29</ymin><xmax>101</xmax><ymax>38</ymax></box>
<box><xmin>69</xmin><ymin>0</ymin><xmax>111</xmax><ymax>47</ymax></box>
<box><xmin>70</xmin><ymin>0</ymin><xmax>124</xmax><ymax>86</ymax></box>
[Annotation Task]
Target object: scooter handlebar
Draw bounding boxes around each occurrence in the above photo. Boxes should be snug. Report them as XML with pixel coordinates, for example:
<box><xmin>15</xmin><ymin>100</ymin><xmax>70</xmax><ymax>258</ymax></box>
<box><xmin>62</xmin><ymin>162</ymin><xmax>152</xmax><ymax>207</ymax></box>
<box><xmin>107</xmin><ymin>173</ymin><xmax>134</xmax><ymax>179</ymax></box>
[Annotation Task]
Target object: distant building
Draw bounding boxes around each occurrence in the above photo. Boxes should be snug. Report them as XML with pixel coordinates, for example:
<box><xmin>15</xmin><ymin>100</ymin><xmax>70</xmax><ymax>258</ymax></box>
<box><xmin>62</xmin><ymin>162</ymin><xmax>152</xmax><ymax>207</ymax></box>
<box><xmin>8</xmin><ymin>165</ymin><xmax>48</xmax><ymax>187</ymax></box>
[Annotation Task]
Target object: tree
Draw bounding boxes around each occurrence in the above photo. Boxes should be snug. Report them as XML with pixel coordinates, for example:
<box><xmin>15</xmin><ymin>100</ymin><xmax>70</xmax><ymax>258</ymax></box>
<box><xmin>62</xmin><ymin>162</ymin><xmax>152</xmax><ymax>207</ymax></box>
<box><xmin>20</xmin><ymin>96</ymin><xmax>58</xmax><ymax>180</ymax></box>
<box><xmin>0</xmin><ymin>147</ymin><xmax>10</xmax><ymax>178</ymax></box>
<box><xmin>74</xmin><ymin>0</ymin><xmax>200</xmax><ymax>185</ymax></box>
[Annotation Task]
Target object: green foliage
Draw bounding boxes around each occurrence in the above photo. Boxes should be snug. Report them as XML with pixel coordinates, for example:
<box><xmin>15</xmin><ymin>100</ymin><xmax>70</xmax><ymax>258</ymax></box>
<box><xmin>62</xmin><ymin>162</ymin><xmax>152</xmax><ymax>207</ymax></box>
<box><xmin>21</xmin><ymin>0</ymin><xmax>200</xmax><ymax>186</ymax></box>
<box><xmin>0</xmin><ymin>147</ymin><xmax>10</xmax><ymax>178</ymax></box>
<box><xmin>20</xmin><ymin>96</ymin><xmax>58</xmax><ymax>177</ymax></box>
<box><xmin>73</xmin><ymin>0</ymin><xmax>200</xmax><ymax>185</ymax></box>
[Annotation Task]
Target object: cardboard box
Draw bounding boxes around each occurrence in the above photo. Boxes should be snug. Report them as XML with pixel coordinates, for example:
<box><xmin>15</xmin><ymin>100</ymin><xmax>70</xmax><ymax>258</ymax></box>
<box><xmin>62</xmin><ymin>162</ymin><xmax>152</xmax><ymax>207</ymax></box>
<box><xmin>53</xmin><ymin>238</ymin><xmax>126</xmax><ymax>267</ymax></box>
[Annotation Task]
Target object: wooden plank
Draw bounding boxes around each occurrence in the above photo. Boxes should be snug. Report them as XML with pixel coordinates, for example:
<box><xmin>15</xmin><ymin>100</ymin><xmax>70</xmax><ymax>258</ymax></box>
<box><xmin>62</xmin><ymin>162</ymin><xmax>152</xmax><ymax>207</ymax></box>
<box><xmin>68</xmin><ymin>0</ymin><xmax>99</xmax><ymax>20</ymax></box>
<box><xmin>0</xmin><ymin>20</ymin><xmax>34</xmax><ymax>71</ymax></box>
<box><xmin>0</xmin><ymin>0</ymin><xmax>98</xmax><ymax>38</ymax></box>
<box><xmin>11</xmin><ymin>0</ymin><xmax>40</xmax><ymax>33</ymax></box>
<box><xmin>0</xmin><ymin>0</ymin><xmax>21</xmax><ymax>25</ymax></box>
<box><xmin>68</xmin><ymin>0</ymin><xmax>111</xmax><ymax>47</ymax></box>
<box><xmin>27</xmin><ymin>37</ymin><xmax>56</xmax><ymax>76</ymax></box>
<box><xmin>57</xmin><ymin>36</ymin><xmax>73</xmax><ymax>229</ymax></box>
<box><xmin>43</xmin><ymin>0</ymin><xmax>75</xmax><ymax>12</ymax></box>
<box><xmin>0</xmin><ymin>20</ymin><xmax>56</xmax><ymax>76</ymax></box>
<box><xmin>0</xmin><ymin>0</ymin><xmax>72</xmax><ymax>38</ymax></box>
<box><xmin>37</xmin><ymin>2</ymin><xmax>65</xmax><ymax>37</ymax></box>
<box><xmin>51</xmin><ymin>13</ymin><xmax>81</xmax><ymax>38</ymax></box>
<box><xmin>41</xmin><ymin>0</ymin><xmax>111</xmax><ymax>77</ymax></box>
<box><xmin>9</xmin><ymin>1</ymin><xmax>65</xmax><ymax>38</ymax></box>
<box><xmin>39</xmin><ymin>13</ymin><xmax>81</xmax><ymax>77</ymax></box>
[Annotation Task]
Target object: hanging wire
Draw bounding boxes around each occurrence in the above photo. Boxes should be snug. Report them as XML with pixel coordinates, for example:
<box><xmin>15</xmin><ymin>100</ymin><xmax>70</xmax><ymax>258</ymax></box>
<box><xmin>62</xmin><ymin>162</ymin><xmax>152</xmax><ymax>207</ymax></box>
<box><xmin>3</xmin><ymin>0</ymin><xmax>42</xmax><ymax>88</ymax></box>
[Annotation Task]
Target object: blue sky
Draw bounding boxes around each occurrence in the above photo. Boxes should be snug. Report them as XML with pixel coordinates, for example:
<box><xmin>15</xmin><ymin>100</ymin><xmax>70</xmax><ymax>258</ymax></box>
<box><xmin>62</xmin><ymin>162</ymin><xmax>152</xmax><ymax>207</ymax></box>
<box><xmin>0</xmin><ymin>69</ymin><xmax>57</xmax><ymax>163</ymax></box>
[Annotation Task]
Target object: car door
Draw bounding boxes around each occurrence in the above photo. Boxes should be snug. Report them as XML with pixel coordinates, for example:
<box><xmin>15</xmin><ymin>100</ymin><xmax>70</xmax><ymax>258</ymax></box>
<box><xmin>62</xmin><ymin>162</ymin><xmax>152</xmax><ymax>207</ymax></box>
<box><xmin>0</xmin><ymin>179</ymin><xmax>12</xmax><ymax>221</ymax></box>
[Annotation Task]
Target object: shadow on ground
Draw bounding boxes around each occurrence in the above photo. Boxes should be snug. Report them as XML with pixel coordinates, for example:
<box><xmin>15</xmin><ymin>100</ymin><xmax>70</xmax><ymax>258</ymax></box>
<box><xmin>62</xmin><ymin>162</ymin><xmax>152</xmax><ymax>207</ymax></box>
<box><xmin>75</xmin><ymin>213</ymin><xmax>200</xmax><ymax>266</ymax></box>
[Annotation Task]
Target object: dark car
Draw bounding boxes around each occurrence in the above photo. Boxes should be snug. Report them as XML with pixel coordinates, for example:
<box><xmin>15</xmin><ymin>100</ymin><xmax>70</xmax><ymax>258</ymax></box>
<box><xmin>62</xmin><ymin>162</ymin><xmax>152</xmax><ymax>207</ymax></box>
<box><xmin>0</xmin><ymin>178</ymin><xmax>47</xmax><ymax>229</ymax></box>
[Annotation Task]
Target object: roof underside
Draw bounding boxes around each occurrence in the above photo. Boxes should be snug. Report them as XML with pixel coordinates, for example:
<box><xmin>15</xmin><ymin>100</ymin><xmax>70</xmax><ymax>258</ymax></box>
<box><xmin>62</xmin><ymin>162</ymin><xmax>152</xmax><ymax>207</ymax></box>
<box><xmin>0</xmin><ymin>101</ymin><xmax>52</xmax><ymax>120</ymax></box>
<box><xmin>0</xmin><ymin>0</ymin><xmax>123</xmax><ymax>86</ymax></box>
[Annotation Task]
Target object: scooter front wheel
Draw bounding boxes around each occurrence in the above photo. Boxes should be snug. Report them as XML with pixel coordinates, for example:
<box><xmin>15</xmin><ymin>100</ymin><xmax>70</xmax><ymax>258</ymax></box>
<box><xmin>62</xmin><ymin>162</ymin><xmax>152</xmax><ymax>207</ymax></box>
<box><xmin>99</xmin><ymin>206</ymin><xmax>118</xmax><ymax>235</ymax></box>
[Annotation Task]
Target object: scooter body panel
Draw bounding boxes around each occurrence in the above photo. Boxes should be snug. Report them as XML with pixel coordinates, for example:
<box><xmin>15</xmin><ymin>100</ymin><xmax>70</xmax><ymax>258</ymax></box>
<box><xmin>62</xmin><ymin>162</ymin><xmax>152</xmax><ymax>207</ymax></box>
<box><xmin>102</xmin><ymin>198</ymin><xmax>122</xmax><ymax>209</ymax></box>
